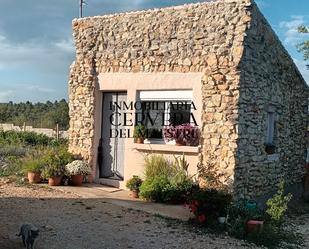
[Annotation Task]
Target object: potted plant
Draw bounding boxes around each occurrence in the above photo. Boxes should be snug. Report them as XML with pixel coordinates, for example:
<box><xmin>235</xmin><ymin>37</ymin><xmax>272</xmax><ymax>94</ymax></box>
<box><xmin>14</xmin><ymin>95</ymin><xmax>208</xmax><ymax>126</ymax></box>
<box><xmin>126</xmin><ymin>175</ymin><xmax>143</xmax><ymax>198</ymax></box>
<box><xmin>65</xmin><ymin>160</ymin><xmax>91</xmax><ymax>186</ymax></box>
<box><xmin>133</xmin><ymin>124</ymin><xmax>146</xmax><ymax>144</ymax></box>
<box><xmin>41</xmin><ymin>147</ymin><xmax>74</xmax><ymax>186</ymax></box>
<box><xmin>163</xmin><ymin>124</ymin><xmax>200</xmax><ymax>146</ymax></box>
<box><xmin>23</xmin><ymin>159</ymin><xmax>44</xmax><ymax>184</ymax></box>
<box><xmin>41</xmin><ymin>163</ymin><xmax>65</xmax><ymax>186</ymax></box>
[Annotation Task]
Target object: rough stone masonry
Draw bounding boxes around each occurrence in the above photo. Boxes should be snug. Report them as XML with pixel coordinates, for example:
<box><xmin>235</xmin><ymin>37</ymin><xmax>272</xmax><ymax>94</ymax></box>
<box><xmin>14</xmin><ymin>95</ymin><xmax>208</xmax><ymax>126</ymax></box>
<box><xmin>68</xmin><ymin>0</ymin><xmax>308</xmax><ymax>201</ymax></box>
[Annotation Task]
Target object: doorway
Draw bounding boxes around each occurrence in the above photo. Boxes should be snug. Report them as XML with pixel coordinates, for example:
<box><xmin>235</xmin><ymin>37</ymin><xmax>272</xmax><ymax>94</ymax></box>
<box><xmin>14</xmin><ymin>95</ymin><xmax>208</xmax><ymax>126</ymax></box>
<box><xmin>99</xmin><ymin>92</ymin><xmax>127</xmax><ymax>180</ymax></box>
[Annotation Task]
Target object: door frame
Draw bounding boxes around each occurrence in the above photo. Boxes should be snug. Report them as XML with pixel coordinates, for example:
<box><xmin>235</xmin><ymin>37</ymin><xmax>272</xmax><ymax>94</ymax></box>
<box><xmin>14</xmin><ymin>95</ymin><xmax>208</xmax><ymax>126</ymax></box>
<box><xmin>99</xmin><ymin>91</ymin><xmax>127</xmax><ymax>180</ymax></box>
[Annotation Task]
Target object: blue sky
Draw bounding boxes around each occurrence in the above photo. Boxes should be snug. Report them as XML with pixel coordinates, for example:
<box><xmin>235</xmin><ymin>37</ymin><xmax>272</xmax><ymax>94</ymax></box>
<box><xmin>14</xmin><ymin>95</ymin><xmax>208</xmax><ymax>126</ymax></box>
<box><xmin>0</xmin><ymin>0</ymin><xmax>308</xmax><ymax>103</ymax></box>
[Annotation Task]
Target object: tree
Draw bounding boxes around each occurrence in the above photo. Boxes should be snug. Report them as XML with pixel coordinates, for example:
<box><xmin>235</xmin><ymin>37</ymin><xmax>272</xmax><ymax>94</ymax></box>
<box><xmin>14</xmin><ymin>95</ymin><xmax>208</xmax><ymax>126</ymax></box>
<box><xmin>297</xmin><ymin>25</ymin><xmax>309</xmax><ymax>69</ymax></box>
<box><xmin>0</xmin><ymin>100</ymin><xmax>69</xmax><ymax>130</ymax></box>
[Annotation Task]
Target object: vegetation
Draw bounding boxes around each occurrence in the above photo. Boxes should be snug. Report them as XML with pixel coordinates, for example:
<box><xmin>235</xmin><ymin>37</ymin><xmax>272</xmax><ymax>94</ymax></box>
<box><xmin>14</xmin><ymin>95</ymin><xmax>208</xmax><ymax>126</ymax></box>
<box><xmin>0</xmin><ymin>130</ymin><xmax>69</xmax><ymax>178</ymax></box>
<box><xmin>65</xmin><ymin>160</ymin><xmax>91</xmax><ymax>176</ymax></box>
<box><xmin>22</xmin><ymin>159</ymin><xmax>45</xmax><ymax>173</ymax></box>
<box><xmin>133</xmin><ymin>124</ymin><xmax>146</xmax><ymax>139</ymax></box>
<box><xmin>0</xmin><ymin>130</ymin><xmax>64</xmax><ymax>147</ymax></box>
<box><xmin>0</xmin><ymin>99</ymin><xmax>69</xmax><ymax>130</ymax></box>
<box><xmin>126</xmin><ymin>175</ymin><xmax>143</xmax><ymax>191</ymax></box>
<box><xmin>266</xmin><ymin>180</ymin><xmax>292</xmax><ymax>226</ymax></box>
<box><xmin>139</xmin><ymin>154</ymin><xmax>194</xmax><ymax>203</ymax></box>
<box><xmin>187</xmin><ymin>187</ymin><xmax>232</xmax><ymax>224</ymax></box>
<box><xmin>297</xmin><ymin>25</ymin><xmax>309</xmax><ymax>69</ymax></box>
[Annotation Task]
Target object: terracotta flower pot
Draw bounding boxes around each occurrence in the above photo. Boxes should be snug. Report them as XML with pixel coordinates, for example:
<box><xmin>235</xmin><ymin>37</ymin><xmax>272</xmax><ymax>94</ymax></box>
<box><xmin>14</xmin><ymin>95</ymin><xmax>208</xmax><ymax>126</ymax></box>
<box><xmin>27</xmin><ymin>172</ymin><xmax>42</xmax><ymax>184</ymax></box>
<box><xmin>70</xmin><ymin>175</ymin><xmax>84</xmax><ymax>186</ymax></box>
<box><xmin>85</xmin><ymin>174</ymin><xmax>94</xmax><ymax>183</ymax></box>
<box><xmin>129</xmin><ymin>190</ymin><xmax>139</xmax><ymax>198</ymax></box>
<box><xmin>247</xmin><ymin>220</ymin><xmax>264</xmax><ymax>234</ymax></box>
<box><xmin>48</xmin><ymin>176</ymin><xmax>62</xmax><ymax>186</ymax></box>
<box><xmin>135</xmin><ymin>138</ymin><xmax>144</xmax><ymax>144</ymax></box>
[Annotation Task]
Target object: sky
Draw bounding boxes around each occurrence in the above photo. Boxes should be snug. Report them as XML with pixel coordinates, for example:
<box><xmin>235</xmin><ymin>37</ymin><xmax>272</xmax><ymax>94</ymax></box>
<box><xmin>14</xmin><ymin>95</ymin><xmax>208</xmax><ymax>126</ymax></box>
<box><xmin>0</xmin><ymin>0</ymin><xmax>308</xmax><ymax>103</ymax></box>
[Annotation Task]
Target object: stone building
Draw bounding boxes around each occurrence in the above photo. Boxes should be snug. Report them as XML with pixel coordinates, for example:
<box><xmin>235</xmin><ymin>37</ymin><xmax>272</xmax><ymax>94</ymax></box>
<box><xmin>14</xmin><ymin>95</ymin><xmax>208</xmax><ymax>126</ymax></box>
<box><xmin>68</xmin><ymin>0</ymin><xmax>308</xmax><ymax>201</ymax></box>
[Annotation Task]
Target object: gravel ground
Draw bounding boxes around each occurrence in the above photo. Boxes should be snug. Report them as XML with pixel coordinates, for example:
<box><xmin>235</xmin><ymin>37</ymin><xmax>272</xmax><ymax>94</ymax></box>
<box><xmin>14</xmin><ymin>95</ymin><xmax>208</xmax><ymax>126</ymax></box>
<box><xmin>0</xmin><ymin>178</ymin><xmax>267</xmax><ymax>249</ymax></box>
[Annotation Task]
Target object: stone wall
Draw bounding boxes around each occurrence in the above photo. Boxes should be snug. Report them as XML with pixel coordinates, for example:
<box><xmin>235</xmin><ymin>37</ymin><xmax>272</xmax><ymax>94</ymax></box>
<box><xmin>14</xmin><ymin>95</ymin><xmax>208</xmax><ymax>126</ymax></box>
<box><xmin>68</xmin><ymin>0</ymin><xmax>308</xmax><ymax>199</ymax></box>
<box><xmin>234</xmin><ymin>3</ymin><xmax>309</xmax><ymax>199</ymax></box>
<box><xmin>69</xmin><ymin>0</ymin><xmax>252</xmax><ymax>179</ymax></box>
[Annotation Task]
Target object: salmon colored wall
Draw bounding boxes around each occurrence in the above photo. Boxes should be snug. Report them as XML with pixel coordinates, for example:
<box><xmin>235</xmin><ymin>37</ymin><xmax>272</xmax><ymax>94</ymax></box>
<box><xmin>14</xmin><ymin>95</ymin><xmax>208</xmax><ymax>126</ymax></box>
<box><xmin>94</xmin><ymin>72</ymin><xmax>203</xmax><ymax>188</ymax></box>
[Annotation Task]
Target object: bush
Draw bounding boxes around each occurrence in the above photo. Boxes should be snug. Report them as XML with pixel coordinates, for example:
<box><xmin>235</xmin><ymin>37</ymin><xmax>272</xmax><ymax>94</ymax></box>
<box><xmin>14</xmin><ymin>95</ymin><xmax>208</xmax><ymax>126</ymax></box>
<box><xmin>0</xmin><ymin>130</ymin><xmax>67</xmax><ymax>147</ymax></box>
<box><xmin>187</xmin><ymin>187</ymin><xmax>232</xmax><ymax>225</ymax></box>
<box><xmin>22</xmin><ymin>159</ymin><xmax>45</xmax><ymax>173</ymax></box>
<box><xmin>41</xmin><ymin>147</ymin><xmax>74</xmax><ymax>178</ymax></box>
<box><xmin>139</xmin><ymin>176</ymin><xmax>170</xmax><ymax>202</ymax></box>
<box><xmin>126</xmin><ymin>175</ymin><xmax>143</xmax><ymax>191</ymax></box>
<box><xmin>139</xmin><ymin>154</ymin><xmax>194</xmax><ymax>203</ymax></box>
<box><xmin>266</xmin><ymin>180</ymin><xmax>292</xmax><ymax>226</ymax></box>
<box><xmin>41</xmin><ymin>163</ymin><xmax>65</xmax><ymax>179</ymax></box>
<box><xmin>144</xmin><ymin>154</ymin><xmax>174</xmax><ymax>179</ymax></box>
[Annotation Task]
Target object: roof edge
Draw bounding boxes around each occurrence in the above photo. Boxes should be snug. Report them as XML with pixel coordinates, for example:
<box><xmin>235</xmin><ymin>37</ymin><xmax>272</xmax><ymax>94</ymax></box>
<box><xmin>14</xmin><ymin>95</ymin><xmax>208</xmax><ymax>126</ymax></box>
<box><xmin>72</xmin><ymin>0</ymin><xmax>252</xmax><ymax>24</ymax></box>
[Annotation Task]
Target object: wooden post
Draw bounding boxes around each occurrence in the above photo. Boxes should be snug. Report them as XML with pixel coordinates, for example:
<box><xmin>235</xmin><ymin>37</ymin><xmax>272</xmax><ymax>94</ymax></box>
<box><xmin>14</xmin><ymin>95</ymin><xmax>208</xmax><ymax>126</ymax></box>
<box><xmin>23</xmin><ymin>122</ymin><xmax>26</xmax><ymax>132</ymax></box>
<box><xmin>56</xmin><ymin>123</ymin><xmax>59</xmax><ymax>141</ymax></box>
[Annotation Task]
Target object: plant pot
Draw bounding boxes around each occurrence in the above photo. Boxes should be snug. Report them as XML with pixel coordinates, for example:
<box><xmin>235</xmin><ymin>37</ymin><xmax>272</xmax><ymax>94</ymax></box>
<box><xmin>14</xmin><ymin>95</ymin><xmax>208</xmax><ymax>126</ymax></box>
<box><xmin>218</xmin><ymin>217</ymin><xmax>226</xmax><ymax>224</ymax></box>
<box><xmin>27</xmin><ymin>172</ymin><xmax>42</xmax><ymax>184</ymax></box>
<box><xmin>70</xmin><ymin>174</ymin><xmax>84</xmax><ymax>186</ymax></box>
<box><xmin>85</xmin><ymin>174</ymin><xmax>94</xmax><ymax>183</ymax></box>
<box><xmin>175</xmin><ymin>142</ymin><xmax>183</xmax><ymax>146</ymax></box>
<box><xmin>135</xmin><ymin>138</ymin><xmax>144</xmax><ymax>144</ymax></box>
<box><xmin>247</xmin><ymin>220</ymin><xmax>264</xmax><ymax>234</ymax></box>
<box><xmin>48</xmin><ymin>176</ymin><xmax>62</xmax><ymax>186</ymax></box>
<box><xmin>129</xmin><ymin>190</ymin><xmax>139</xmax><ymax>198</ymax></box>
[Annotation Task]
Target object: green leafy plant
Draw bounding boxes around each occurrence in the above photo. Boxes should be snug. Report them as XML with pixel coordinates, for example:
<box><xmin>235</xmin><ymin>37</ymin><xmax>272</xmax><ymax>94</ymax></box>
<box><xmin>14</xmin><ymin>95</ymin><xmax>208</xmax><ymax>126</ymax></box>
<box><xmin>187</xmin><ymin>187</ymin><xmax>232</xmax><ymax>225</ymax></box>
<box><xmin>126</xmin><ymin>175</ymin><xmax>143</xmax><ymax>191</ymax></box>
<box><xmin>140</xmin><ymin>154</ymin><xmax>194</xmax><ymax>203</ymax></box>
<box><xmin>144</xmin><ymin>154</ymin><xmax>174</xmax><ymax>179</ymax></box>
<box><xmin>197</xmin><ymin>155</ymin><xmax>229</xmax><ymax>191</ymax></box>
<box><xmin>41</xmin><ymin>147</ymin><xmax>74</xmax><ymax>178</ymax></box>
<box><xmin>41</xmin><ymin>163</ymin><xmax>65</xmax><ymax>178</ymax></box>
<box><xmin>133</xmin><ymin>124</ymin><xmax>146</xmax><ymax>139</ymax></box>
<box><xmin>266</xmin><ymin>180</ymin><xmax>292</xmax><ymax>226</ymax></box>
<box><xmin>139</xmin><ymin>176</ymin><xmax>170</xmax><ymax>202</ymax></box>
<box><xmin>22</xmin><ymin>159</ymin><xmax>44</xmax><ymax>173</ymax></box>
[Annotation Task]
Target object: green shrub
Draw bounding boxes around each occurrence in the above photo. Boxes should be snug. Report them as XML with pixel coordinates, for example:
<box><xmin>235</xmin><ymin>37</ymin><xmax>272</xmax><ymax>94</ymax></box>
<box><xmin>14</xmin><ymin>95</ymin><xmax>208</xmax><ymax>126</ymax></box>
<box><xmin>139</xmin><ymin>176</ymin><xmax>170</xmax><ymax>202</ymax></box>
<box><xmin>144</xmin><ymin>154</ymin><xmax>174</xmax><ymax>179</ymax></box>
<box><xmin>140</xmin><ymin>154</ymin><xmax>194</xmax><ymax>203</ymax></box>
<box><xmin>187</xmin><ymin>187</ymin><xmax>232</xmax><ymax>224</ymax></box>
<box><xmin>0</xmin><ymin>155</ymin><xmax>24</xmax><ymax>177</ymax></box>
<box><xmin>126</xmin><ymin>175</ymin><xmax>143</xmax><ymax>191</ymax></box>
<box><xmin>22</xmin><ymin>159</ymin><xmax>45</xmax><ymax>173</ymax></box>
<box><xmin>0</xmin><ymin>130</ymin><xmax>67</xmax><ymax>147</ymax></box>
<box><xmin>41</xmin><ymin>147</ymin><xmax>74</xmax><ymax>178</ymax></box>
<box><xmin>41</xmin><ymin>163</ymin><xmax>65</xmax><ymax>178</ymax></box>
<box><xmin>266</xmin><ymin>180</ymin><xmax>292</xmax><ymax>226</ymax></box>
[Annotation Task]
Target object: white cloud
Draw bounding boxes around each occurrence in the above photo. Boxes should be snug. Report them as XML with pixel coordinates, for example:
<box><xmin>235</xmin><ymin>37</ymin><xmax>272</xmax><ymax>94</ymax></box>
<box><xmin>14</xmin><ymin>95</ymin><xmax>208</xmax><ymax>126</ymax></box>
<box><xmin>0</xmin><ymin>32</ymin><xmax>74</xmax><ymax>73</ymax></box>
<box><xmin>279</xmin><ymin>16</ymin><xmax>309</xmax><ymax>46</ymax></box>
<box><xmin>24</xmin><ymin>85</ymin><xmax>56</xmax><ymax>93</ymax></box>
<box><xmin>294</xmin><ymin>58</ymin><xmax>309</xmax><ymax>85</ymax></box>
<box><xmin>0</xmin><ymin>90</ymin><xmax>14</xmax><ymax>102</ymax></box>
<box><xmin>54</xmin><ymin>38</ymin><xmax>75</xmax><ymax>52</ymax></box>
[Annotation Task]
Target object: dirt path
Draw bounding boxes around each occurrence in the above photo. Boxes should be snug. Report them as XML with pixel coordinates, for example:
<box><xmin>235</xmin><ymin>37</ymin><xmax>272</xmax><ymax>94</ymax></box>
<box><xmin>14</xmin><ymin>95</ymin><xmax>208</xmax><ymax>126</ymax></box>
<box><xmin>0</xmin><ymin>179</ymin><xmax>262</xmax><ymax>249</ymax></box>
